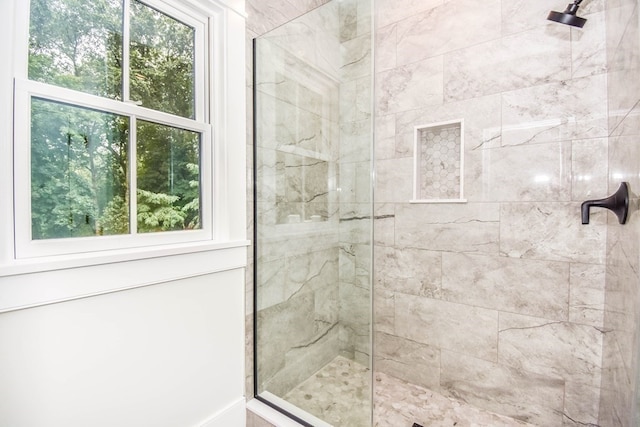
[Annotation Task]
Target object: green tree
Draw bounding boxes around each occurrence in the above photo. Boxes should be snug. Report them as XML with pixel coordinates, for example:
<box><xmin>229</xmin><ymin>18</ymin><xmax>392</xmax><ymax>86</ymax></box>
<box><xmin>28</xmin><ymin>0</ymin><xmax>200</xmax><ymax>238</ymax></box>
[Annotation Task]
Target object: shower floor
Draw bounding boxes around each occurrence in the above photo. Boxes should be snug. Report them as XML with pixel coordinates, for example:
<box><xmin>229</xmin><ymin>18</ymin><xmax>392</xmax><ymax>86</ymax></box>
<box><xmin>282</xmin><ymin>356</ymin><xmax>536</xmax><ymax>427</ymax></box>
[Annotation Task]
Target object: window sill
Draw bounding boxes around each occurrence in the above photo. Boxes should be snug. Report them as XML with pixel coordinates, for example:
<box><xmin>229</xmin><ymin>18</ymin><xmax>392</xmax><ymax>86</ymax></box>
<box><xmin>0</xmin><ymin>240</ymin><xmax>249</xmax><ymax>313</ymax></box>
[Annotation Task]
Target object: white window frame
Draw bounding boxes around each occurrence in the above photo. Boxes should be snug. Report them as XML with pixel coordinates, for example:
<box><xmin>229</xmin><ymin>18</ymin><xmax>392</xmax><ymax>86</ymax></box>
<box><xmin>12</xmin><ymin>0</ymin><xmax>213</xmax><ymax>259</ymax></box>
<box><xmin>0</xmin><ymin>0</ymin><xmax>248</xmax><ymax>278</ymax></box>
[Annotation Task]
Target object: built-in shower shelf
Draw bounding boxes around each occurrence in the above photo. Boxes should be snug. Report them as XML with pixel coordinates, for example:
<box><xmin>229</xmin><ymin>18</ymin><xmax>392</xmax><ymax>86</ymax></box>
<box><xmin>411</xmin><ymin>119</ymin><xmax>467</xmax><ymax>204</ymax></box>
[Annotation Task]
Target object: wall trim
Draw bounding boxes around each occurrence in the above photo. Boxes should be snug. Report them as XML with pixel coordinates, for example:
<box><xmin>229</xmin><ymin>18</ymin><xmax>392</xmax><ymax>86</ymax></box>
<box><xmin>198</xmin><ymin>397</ymin><xmax>246</xmax><ymax>427</ymax></box>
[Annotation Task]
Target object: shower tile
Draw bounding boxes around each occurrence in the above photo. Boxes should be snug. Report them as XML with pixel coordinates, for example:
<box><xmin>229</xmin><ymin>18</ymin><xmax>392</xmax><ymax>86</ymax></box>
<box><xmin>375</xmin><ymin>158</ymin><xmax>414</xmax><ymax>203</ymax></box>
<box><xmin>340</xmin><ymin>76</ymin><xmax>372</xmax><ymax>122</ymax></box>
<box><xmin>563</xmin><ymin>381</ymin><xmax>601</xmax><ymax>426</ymax></box>
<box><xmin>441</xmin><ymin>253</ymin><xmax>570</xmax><ymax>320</ymax></box>
<box><xmin>395</xmin><ymin>0</ymin><xmax>501</xmax><ymax>67</ymax></box>
<box><xmin>444</xmin><ymin>26</ymin><xmax>570</xmax><ymax>102</ymax></box>
<box><xmin>395</xmin><ymin>293</ymin><xmax>499</xmax><ymax>361</ymax></box>
<box><xmin>439</xmin><ymin>350</ymin><xmax>565</xmax><ymax>426</ymax></box>
<box><xmin>374</xmin><ymin>287</ymin><xmax>395</xmax><ymax>335</ymax></box>
<box><xmin>376</xmin><ymin>56</ymin><xmax>444</xmax><ymax>115</ymax></box>
<box><xmin>341</xmin><ymin>33</ymin><xmax>372</xmax><ymax>81</ymax></box>
<box><xmin>473</xmin><ymin>142</ymin><xmax>572</xmax><ymax>202</ymax></box>
<box><xmin>393</xmin><ymin>94</ymin><xmax>502</xmax><ymax>159</ymax></box>
<box><xmin>375</xmin><ymin>23</ymin><xmax>396</xmax><ymax>73</ymax></box>
<box><xmin>340</xmin><ymin>119</ymin><xmax>373</xmax><ymax>164</ymax></box>
<box><xmin>374</xmin><ymin>332</ymin><xmax>440</xmax><ymax>390</ymax></box>
<box><xmin>498</xmin><ymin>312</ymin><xmax>604</xmax><ymax>388</ymax></box>
<box><xmin>395</xmin><ymin>203</ymin><xmax>500</xmax><ymax>254</ymax></box>
<box><xmin>374</xmin><ymin>371</ymin><xmax>537</xmax><ymax>427</ymax></box>
<box><xmin>285</xmin><ymin>247</ymin><xmax>339</xmax><ymax>298</ymax></box>
<box><xmin>339</xmin><ymin>0</ymin><xmax>357</xmax><ymax>42</ymax></box>
<box><xmin>284</xmin><ymin>356</ymin><xmax>370</xmax><ymax>427</ymax></box>
<box><xmin>255</xmin><ymin>257</ymin><xmax>287</xmax><ymax>310</ymax></box>
<box><xmin>501</xmin><ymin>75</ymin><xmax>609</xmax><ymax>146</ymax></box>
<box><xmin>374</xmin><ymin>204</ymin><xmax>395</xmax><ymax>247</ymax></box>
<box><xmin>502</xmin><ymin>0</ymin><xmax>565</xmax><ymax>34</ymax></box>
<box><xmin>375</xmin><ymin>246</ymin><xmax>442</xmax><ymax>297</ymax></box>
<box><xmin>256</xmin><ymin>292</ymin><xmax>316</xmax><ymax>385</ymax></box>
<box><xmin>571</xmin><ymin>138</ymin><xmax>608</xmax><ymax>201</ymax></box>
<box><xmin>499</xmin><ymin>202</ymin><xmax>606</xmax><ymax>264</ymax></box>
<box><xmin>374</xmin><ymin>114</ymin><xmax>397</xmax><ymax>160</ymax></box>
<box><xmin>375</xmin><ymin>0</ymin><xmax>443</xmax><ymax>29</ymax></box>
<box><xmin>266</xmin><ymin>325</ymin><xmax>340</xmax><ymax>396</ymax></box>
<box><xmin>569</xmin><ymin>263</ymin><xmax>606</xmax><ymax>328</ymax></box>
<box><xmin>571</xmin><ymin>11</ymin><xmax>607</xmax><ymax>78</ymax></box>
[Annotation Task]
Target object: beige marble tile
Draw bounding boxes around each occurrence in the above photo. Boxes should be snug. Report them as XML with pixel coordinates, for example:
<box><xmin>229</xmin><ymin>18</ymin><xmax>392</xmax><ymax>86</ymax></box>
<box><xmin>341</xmin><ymin>76</ymin><xmax>372</xmax><ymax>122</ymax></box>
<box><xmin>284</xmin><ymin>356</ymin><xmax>371</xmax><ymax>427</ymax></box>
<box><xmin>442</xmin><ymin>253</ymin><xmax>570</xmax><ymax>320</ymax></box>
<box><xmin>341</xmin><ymin>33</ymin><xmax>372</xmax><ymax>82</ymax></box>
<box><xmin>246</xmin><ymin>410</ymin><xmax>276</xmax><ymax>427</ymax></box>
<box><xmin>393</xmin><ymin>94</ymin><xmax>502</xmax><ymax>158</ymax></box>
<box><xmin>571</xmin><ymin>138</ymin><xmax>608</xmax><ymax>202</ymax></box>
<box><xmin>563</xmin><ymin>382</ymin><xmax>600</xmax><ymax>426</ymax></box>
<box><xmin>374</xmin><ymin>371</ymin><xmax>537</xmax><ymax>427</ymax></box>
<box><xmin>499</xmin><ymin>202</ymin><xmax>606</xmax><ymax>264</ymax></box>
<box><xmin>395</xmin><ymin>293</ymin><xmax>499</xmax><ymax>361</ymax></box>
<box><xmin>501</xmin><ymin>75</ymin><xmax>609</xmax><ymax>146</ymax></box>
<box><xmin>375</xmin><ymin>246</ymin><xmax>441</xmax><ymax>297</ymax></box>
<box><xmin>375</xmin><ymin>0</ymin><xmax>443</xmax><ymax>29</ymax></box>
<box><xmin>472</xmin><ymin>142</ymin><xmax>572</xmax><ymax>202</ymax></box>
<box><xmin>374</xmin><ymin>114</ymin><xmax>396</xmax><ymax>160</ymax></box>
<box><xmin>571</xmin><ymin>10</ymin><xmax>607</xmax><ymax>78</ymax></box>
<box><xmin>569</xmin><ymin>263</ymin><xmax>606</xmax><ymax>327</ymax></box>
<box><xmin>373</xmin><ymin>204</ymin><xmax>395</xmax><ymax>247</ymax></box>
<box><xmin>395</xmin><ymin>203</ymin><xmax>500</xmax><ymax>254</ymax></box>
<box><xmin>498</xmin><ymin>312</ymin><xmax>604</xmax><ymax>388</ymax></box>
<box><xmin>502</xmin><ymin>0</ymin><xmax>566</xmax><ymax>35</ymax></box>
<box><xmin>439</xmin><ymin>350</ymin><xmax>565</xmax><ymax>426</ymax></box>
<box><xmin>444</xmin><ymin>25</ymin><xmax>571</xmax><ymax>102</ymax></box>
<box><xmin>373</xmin><ymin>287</ymin><xmax>395</xmax><ymax>335</ymax></box>
<box><xmin>376</xmin><ymin>56</ymin><xmax>444</xmax><ymax>115</ymax></box>
<box><xmin>375</xmin><ymin>24</ymin><xmax>396</xmax><ymax>73</ymax></box>
<box><xmin>395</xmin><ymin>0</ymin><xmax>501</xmax><ymax>66</ymax></box>
<box><xmin>374</xmin><ymin>332</ymin><xmax>440</xmax><ymax>390</ymax></box>
<box><xmin>374</xmin><ymin>158</ymin><xmax>413</xmax><ymax>203</ymax></box>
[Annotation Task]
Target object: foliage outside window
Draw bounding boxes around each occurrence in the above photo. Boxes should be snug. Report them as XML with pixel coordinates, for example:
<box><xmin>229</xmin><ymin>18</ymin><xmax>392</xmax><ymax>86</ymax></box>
<box><xmin>20</xmin><ymin>0</ymin><xmax>209</xmax><ymax>251</ymax></box>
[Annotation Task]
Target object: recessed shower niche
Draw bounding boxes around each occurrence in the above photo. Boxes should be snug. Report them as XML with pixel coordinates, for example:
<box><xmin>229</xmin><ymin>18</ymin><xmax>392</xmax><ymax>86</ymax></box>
<box><xmin>412</xmin><ymin>120</ymin><xmax>466</xmax><ymax>203</ymax></box>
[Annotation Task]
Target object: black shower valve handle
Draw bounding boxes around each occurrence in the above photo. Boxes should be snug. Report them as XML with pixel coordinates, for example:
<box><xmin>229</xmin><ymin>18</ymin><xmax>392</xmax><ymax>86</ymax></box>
<box><xmin>581</xmin><ymin>182</ymin><xmax>629</xmax><ymax>225</ymax></box>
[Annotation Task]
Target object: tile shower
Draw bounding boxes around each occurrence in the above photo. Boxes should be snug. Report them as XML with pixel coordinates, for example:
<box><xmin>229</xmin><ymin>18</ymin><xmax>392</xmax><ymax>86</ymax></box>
<box><xmin>247</xmin><ymin>0</ymin><xmax>640</xmax><ymax>426</ymax></box>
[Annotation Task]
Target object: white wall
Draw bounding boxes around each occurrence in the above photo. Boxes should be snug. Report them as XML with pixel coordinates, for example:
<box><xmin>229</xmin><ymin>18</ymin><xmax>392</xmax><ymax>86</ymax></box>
<box><xmin>0</xmin><ymin>270</ymin><xmax>246</xmax><ymax>427</ymax></box>
<box><xmin>0</xmin><ymin>0</ymin><xmax>248</xmax><ymax>426</ymax></box>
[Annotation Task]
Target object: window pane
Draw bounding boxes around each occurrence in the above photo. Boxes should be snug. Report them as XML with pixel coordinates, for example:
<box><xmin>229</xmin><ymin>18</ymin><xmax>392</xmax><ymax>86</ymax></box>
<box><xmin>136</xmin><ymin>121</ymin><xmax>201</xmax><ymax>233</ymax></box>
<box><xmin>28</xmin><ymin>0</ymin><xmax>123</xmax><ymax>99</ymax></box>
<box><xmin>31</xmin><ymin>98</ymin><xmax>130</xmax><ymax>240</ymax></box>
<box><xmin>130</xmin><ymin>1</ymin><xmax>195</xmax><ymax>118</ymax></box>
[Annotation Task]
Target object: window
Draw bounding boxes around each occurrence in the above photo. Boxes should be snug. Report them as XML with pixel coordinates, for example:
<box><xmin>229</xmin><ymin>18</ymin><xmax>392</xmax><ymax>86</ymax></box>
<box><xmin>13</xmin><ymin>0</ymin><xmax>214</xmax><ymax>258</ymax></box>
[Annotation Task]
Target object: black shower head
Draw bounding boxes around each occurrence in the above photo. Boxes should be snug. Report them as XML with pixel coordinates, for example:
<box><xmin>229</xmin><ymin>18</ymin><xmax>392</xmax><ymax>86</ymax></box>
<box><xmin>547</xmin><ymin>0</ymin><xmax>587</xmax><ymax>28</ymax></box>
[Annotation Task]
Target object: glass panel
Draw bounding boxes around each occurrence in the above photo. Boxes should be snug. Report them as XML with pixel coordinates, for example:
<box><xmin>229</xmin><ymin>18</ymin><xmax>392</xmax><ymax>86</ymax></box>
<box><xmin>130</xmin><ymin>1</ymin><xmax>195</xmax><ymax>118</ymax></box>
<box><xmin>31</xmin><ymin>98</ymin><xmax>129</xmax><ymax>239</ymax></box>
<box><xmin>28</xmin><ymin>0</ymin><xmax>123</xmax><ymax>99</ymax></box>
<box><xmin>253</xmin><ymin>1</ymin><xmax>373</xmax><ymax>426</ymax></box>
<box><xmin>136</xmin><ymin>121</ymin><xmax>200</xmax><ymax>233</ymax></box>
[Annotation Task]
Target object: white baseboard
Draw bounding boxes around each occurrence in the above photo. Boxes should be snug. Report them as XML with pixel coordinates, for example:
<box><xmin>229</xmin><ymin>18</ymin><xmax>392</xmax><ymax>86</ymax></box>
<box><xmin>198</xmin><ymin>397</ymin><xmax>246</xmax><ymax>427</ymax></box>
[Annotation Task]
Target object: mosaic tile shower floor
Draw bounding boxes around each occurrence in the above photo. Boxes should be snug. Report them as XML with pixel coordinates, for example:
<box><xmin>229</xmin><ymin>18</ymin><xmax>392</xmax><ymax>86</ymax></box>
<box><xmin>282</xmin><ymin>356</ymin><xmax>535</xmax><ymax>427</ymax></box>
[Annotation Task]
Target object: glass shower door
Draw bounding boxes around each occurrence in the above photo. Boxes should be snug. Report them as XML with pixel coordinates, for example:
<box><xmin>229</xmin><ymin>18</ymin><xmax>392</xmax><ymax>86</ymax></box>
<box><xmin>253</xmin><ymin>1</ymin><xmax>373</xmax><ymax>426</ymax></box>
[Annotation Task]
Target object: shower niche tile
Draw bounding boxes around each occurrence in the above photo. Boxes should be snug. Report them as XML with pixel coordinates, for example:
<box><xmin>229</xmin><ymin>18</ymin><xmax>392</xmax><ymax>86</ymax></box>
<box><xmin>412</xmin><ymin>120</ymin><xmax>466</xmax><ymax>203</ymax></box>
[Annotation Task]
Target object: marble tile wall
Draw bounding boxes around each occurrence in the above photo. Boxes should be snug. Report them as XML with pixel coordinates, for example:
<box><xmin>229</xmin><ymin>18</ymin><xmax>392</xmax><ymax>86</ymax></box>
<box><xmin>246</xmin><ymin>0</ymin><xmax>332</xmax><ymax>405</ymax></box>
<box><xmin>372</xmin><ymin>0</ymin><xmax>623</xmax><ymax>425</ymax></box>
<box><xmin>599</xmin><ymin>0</ymin><xmax>640</xmax><ymax>426</ymax></box>
<box><xmin>249</xmin><ymin>0</ymin><xmax>373</xmax><ymax>414</ymax></box>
